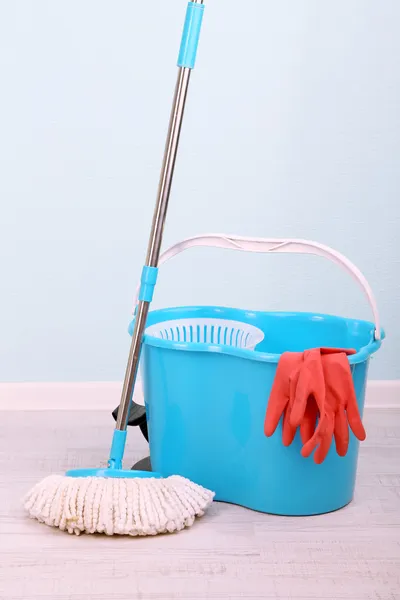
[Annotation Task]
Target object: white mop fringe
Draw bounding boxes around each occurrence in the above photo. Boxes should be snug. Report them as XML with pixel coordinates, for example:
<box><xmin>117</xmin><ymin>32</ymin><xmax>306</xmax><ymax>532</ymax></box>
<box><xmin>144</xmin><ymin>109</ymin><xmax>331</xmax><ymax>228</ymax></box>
<box><xmin>24</xmin><ymin>474</ymin><xmax>215</xmax><ymax>536</ymax></box>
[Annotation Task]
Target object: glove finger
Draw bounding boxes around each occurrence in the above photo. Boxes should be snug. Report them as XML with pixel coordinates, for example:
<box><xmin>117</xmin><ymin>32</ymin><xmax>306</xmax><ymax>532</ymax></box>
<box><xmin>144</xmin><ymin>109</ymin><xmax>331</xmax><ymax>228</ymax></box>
<box><xmin>265</xmin><ymin>353</ymin><xmax>303</xmax><ymax>437</ymax></box>
<box><xmin>346</xmin><ymin>402</ymin><xmax>366</xmax><ymax>441</ymax></box>
<box><xmin>340</xmin><ymin>357</ymin><xmax>367</xmax><ymax>442</ymax></box>
<box><xmin>264</xmin><ymin>380</ymin><xmax>289</xmax><ymax>437</ymax></box>
<box><xmin>301</xmin><ymin>403</ymin><xmax>330</xmax><ymax>458</ymax></box>
<box><xmin>334</xmin><ymin>406</ymin><xmax>349</xmax><ymax>456</ymax></box>
<box><xmin>300</xmin><ymin>414</ymin><xmax>327</xmax><ymax>458</ymax></box>
<box><xmin>301</xmin><ymin>433</ymin><xmax>320</xmax><ymax>458</ymax></box>
<box><xmin>300</xmin><ymin>398</ymin><xmax>318</xmax><ymax>444</ymax></box>
<box><xmin>264</xmin><ymin>352</ymin><xmax>297</xmax><ymax>437</ymax></box>
<box><xmin>282</xmin><ymin>407</ymin><xmax>297</xmax><ymax>447</ymax></box>
<box><xmin>314</xmin><ymin>417</ymin><xmax>335</xmax><ymax>464</ymax></box>
<box><xmin>290</xmin><ymin>364</ymin><xmax>314</xmax><ymax>426</ymax></box>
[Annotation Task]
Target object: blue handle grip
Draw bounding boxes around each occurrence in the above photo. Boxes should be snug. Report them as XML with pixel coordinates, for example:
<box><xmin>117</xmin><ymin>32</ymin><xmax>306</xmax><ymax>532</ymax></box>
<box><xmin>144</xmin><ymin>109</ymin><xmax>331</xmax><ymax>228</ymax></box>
<box><xmin>178</xmin><ymin>2</ymin><xmax>205</xmax><ymax>69</ymax></box>
<box><xmin>138</xmin><ymin>266</ymin><xmax>158</xmax><ymax>303</ymax></box>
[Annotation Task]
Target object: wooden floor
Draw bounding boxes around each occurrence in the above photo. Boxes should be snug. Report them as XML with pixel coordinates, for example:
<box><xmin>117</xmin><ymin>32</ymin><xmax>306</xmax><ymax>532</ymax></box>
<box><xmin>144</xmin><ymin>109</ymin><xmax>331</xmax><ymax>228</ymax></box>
<box><xmin>1</xmin><ymin>409</ymin><xmax>399</xmax><ymax>600</ymax></box>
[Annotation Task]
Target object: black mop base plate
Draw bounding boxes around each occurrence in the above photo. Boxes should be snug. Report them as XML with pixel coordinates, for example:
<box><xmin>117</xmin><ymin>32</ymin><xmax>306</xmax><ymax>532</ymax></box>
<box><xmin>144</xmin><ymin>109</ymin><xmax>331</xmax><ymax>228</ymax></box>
<box><xmin>132</xmin><ymin>456</ymin><xmax>152</xmax><ymax>472</ymax></box>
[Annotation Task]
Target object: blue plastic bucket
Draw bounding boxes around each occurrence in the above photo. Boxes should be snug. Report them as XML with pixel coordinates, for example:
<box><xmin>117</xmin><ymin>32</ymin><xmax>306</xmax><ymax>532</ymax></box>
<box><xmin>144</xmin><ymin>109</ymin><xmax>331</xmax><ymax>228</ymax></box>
<box><xmin>137</xmin><ymin>305</ymin><xmax>383</xmax><ymax>516</ymax></box>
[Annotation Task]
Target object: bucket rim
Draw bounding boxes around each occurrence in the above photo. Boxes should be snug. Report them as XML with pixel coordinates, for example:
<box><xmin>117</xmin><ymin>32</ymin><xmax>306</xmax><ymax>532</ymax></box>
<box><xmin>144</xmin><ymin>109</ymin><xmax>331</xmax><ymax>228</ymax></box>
<box><xmin>132</xmin><ymin>306</ymin><xmax>385</xmax><ymax>365</ymax></box>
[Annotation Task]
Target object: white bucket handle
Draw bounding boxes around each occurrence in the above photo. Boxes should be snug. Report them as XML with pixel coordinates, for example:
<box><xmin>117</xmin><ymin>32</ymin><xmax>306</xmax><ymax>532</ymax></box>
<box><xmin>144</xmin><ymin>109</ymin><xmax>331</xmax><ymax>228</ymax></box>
<box><xmin>133</xmin><ymin>234</ymin><xmax>381</xmax><ymax>341</ymax></box>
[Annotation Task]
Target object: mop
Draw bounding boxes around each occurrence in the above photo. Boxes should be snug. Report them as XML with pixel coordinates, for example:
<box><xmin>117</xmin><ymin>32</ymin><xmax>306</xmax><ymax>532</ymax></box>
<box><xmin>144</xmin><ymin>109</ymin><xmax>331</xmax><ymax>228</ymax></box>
<box><xmin>24</xmin><ymin>0</ymin><xmax>214</xmax><ymax>536</ymax></box>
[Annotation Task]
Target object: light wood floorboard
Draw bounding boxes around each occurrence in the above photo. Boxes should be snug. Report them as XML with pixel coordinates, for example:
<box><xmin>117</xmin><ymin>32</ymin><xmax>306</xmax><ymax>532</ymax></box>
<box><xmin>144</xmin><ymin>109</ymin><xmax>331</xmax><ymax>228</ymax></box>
<box><xmin>0</xmin><ymin>409</ymin><xmax>399</xmax><ymax>600</ymax></box>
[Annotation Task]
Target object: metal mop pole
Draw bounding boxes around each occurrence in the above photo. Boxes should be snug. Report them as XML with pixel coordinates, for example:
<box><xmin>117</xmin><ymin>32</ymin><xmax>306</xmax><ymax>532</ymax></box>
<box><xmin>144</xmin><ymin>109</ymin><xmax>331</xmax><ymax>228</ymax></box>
<box><xmin>111</xmin><ymin>1</ymin><xmax>205</xmax><ymax>466</ymax></box>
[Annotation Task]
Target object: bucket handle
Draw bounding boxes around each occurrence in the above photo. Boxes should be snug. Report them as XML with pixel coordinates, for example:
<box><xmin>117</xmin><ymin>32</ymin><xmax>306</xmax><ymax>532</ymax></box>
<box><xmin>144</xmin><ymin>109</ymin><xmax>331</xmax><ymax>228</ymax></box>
<box><xmin>133</xmin><ymin>234</ymin><xmax>381</xmax><ymax>341</ymax></box>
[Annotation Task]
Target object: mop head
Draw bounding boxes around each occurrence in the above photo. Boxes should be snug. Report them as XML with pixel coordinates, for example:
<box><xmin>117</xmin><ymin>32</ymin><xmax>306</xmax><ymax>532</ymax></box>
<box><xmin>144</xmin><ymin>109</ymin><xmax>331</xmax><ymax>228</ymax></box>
<box><xmin>24</xmin><ymin>474</ymin><xmax>215</xmax><ymax>536</ymax></box>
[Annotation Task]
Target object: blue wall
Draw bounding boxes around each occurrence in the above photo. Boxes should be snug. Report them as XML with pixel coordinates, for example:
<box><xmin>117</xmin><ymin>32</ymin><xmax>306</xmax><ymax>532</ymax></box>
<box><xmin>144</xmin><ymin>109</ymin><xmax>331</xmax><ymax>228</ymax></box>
<box><xmin>0</xmin><ymin>0</ymin><xmax>399</xmax><ymax>382</ymax></box>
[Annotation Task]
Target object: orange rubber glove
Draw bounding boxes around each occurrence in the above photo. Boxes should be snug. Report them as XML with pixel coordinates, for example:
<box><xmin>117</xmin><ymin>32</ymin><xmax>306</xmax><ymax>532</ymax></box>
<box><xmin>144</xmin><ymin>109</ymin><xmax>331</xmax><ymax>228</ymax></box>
<box><xmin>264</xmin><ymin>349</ymin><xmax>326</xmax><ymax>448</ymax></box>
<box><xmin>264</xmin><ymin>347</ymin><xmax>364</xmax><ymax>465</ymax></box>
<box><xmin>288</xmin><ymin>348</ymin><xmax>327</xmax><ymax>447</ymax></box>
<box><xmin>299</xmin><ymin>347</ymin><xmax>357</xmax><ymax>454</ymax></box>
<box><xmin>264</xmin><ymin>352</ymin><xmax>303</xmax><ymax>444</ymax></box>
<box><xmin>301</xmin><ymin>350</ymin><xmax>365</xmax><ymax>463</ymax></box>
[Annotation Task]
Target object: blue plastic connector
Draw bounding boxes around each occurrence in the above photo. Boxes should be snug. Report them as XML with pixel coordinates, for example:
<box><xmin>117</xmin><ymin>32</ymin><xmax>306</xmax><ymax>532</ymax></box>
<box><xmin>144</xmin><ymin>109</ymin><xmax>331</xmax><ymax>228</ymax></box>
<box><xmin>108</xmin><ymin>429</ymin><xmax>127</xmax><ymax>470</ymax></box>
<box><xmin>177</xmin><ymin>2</ymin><xmax>205</xmax><ymax>69</ymax></box>
<box><xmin>138</xmin><ymin>266</ymin><xmax>158</xmax><ymax>303</ymax></box>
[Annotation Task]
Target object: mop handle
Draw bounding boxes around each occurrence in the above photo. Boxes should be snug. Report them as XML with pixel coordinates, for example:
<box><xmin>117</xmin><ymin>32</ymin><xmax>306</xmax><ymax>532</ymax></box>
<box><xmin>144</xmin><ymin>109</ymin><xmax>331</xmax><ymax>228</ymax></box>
<box><xmin>114</xmin><ymin>1</ymin><xmax>205</xmax><ymax>434</ymax></box>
